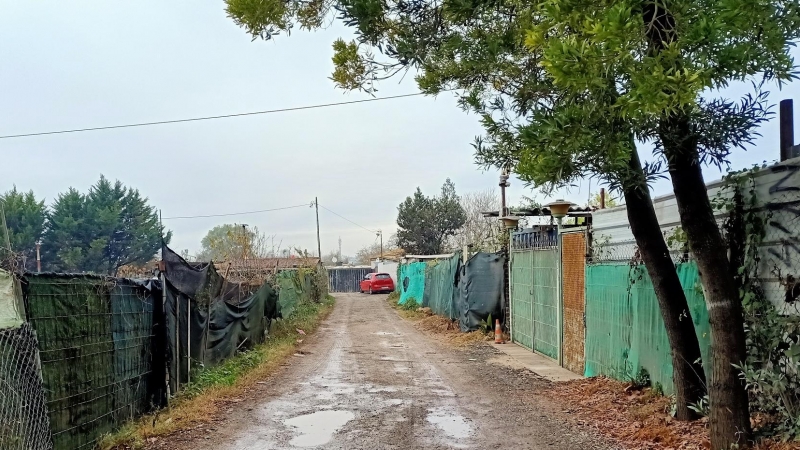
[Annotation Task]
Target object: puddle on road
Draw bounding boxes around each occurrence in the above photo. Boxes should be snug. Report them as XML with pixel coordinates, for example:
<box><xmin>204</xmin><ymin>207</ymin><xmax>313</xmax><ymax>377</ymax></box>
<box><xmin>284</xmin><ymin>410</ymin><xmax>355</xmax><ymax>447</ymax></box>
<box><xmin>426</xmin><ymin>407</ymin><xmax>472</xmax><ymax>440</ymax></box>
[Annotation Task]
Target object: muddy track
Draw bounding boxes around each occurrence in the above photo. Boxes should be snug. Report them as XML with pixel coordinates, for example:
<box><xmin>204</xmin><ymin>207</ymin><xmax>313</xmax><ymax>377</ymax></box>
<box><xmin>161</xmin><ymin>293</ymin><xmax>615</xmax><ymax>449</ymax></box>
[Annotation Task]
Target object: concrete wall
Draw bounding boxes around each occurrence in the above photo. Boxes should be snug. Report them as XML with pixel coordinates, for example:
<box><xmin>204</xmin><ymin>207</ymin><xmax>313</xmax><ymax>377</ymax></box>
<box><xmin>371</xmin><ymin>260</ymin><xmax>399</xmax><ymax>286</ymax></box>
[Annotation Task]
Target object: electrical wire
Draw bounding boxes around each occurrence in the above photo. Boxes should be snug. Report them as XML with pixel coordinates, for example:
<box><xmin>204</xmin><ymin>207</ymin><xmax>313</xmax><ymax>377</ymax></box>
<box><xmin>0</xmin><ymin>92</ymin><xmax>432</xmax><ymax>140</ymax></box>
<box><xmin>161</xmin><ymin>203</ymin><xmax>310</xmax><ymax>220</ymax></box>
<box><xmin>317</xmin><ymin>204</ymin><xmax>377</xmax><ymax>234</ymax></box>
<box><xmin>161</xmin><ymin>200</ymin><xmax>380</xmax><ymax>238</ymax></box>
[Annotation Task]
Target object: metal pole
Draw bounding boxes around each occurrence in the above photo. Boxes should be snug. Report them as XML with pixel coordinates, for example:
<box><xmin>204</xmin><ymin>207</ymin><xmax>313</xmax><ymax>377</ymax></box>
<box><xmin>175</xmin><ymin>282</ymin><xmax>180</xmax><ymax>392</ymax></box>
<box><xmin>500</xmin><ymin>172</ymin><xmax>508</xmax><ymax>217</ymax></box>
<box><xmin>780</xmin><ymin>99</ymin><xmax>795</xmax><ymax>161</ymax></box>
<box><xmin>556</xmin><ymin>217</ymin><xmax>564</xmax><ymax>367</ymax></box>
<box><xmin>161</xmin><ymin>272</ymin><xmax>171</xmax><ymax>402</ymax></box>
<box><xmin>508</xmin><ymin>232</ymin><xmax>513</xmax><ymax>345</ymax></box>
<box><xmin>379</xmin><ymin>230</ymin><xmax>383</xmax><ymax>259</ymax></box>
<box><xmin>36</xmin><ymin>242</ymin><xmax>41</xmax><ymax>273</ymax></box>
<box><xmin>315</xmin><ymin>197</ymin><xmax>322</xmax><ymax>258</ymax></box>
<box><xmin>187</xmin><ymin>300</ymin><xmax>191</xmax><ymax>385</ymax></box>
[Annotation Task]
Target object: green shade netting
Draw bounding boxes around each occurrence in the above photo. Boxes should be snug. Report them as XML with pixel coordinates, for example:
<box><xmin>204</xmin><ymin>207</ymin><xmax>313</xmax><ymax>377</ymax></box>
<box><xmin>584</xmin><ymin>262</ymin><xmax>711</xmax><ymax>394</ymax></box>
<box><xmin>422</xmin><ymin>254</ymin><xmax>460</xmax><ymax>320</ymax></box>
<box><xmin>398</xmin><ymin>262</ymin><xmax>426</xmax><ymax>305</ymax></box>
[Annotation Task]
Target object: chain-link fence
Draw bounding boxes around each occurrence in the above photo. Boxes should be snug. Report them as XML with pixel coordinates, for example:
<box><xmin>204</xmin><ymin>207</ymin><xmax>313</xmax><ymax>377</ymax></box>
<box><xmin>0</xmin><ymin>324</ymin><xmax>53</xmax><ymax>450</ymax></box>
<box><xmin>25</xmin><ymin>274</ymin><xmax>163</xmax><ymax>450</ymax></box>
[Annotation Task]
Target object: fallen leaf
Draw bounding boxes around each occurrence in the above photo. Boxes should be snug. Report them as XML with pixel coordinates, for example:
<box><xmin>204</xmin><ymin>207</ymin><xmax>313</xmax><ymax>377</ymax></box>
<box><xmin>296</xmin><ymin>328</ymin><xmax>306</xmax><ymax>335</ymax></box>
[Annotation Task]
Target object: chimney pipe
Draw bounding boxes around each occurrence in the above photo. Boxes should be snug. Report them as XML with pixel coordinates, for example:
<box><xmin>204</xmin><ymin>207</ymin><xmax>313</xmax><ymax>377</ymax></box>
<box><xmin>780</xmin><ymin>99</ymin><xmax>795</xmax><ymax>161</ymax></box>
<box><xmin>600</xmin><ymin>188</ymin><xmax>606</xmax><ymax>209</ymax></box>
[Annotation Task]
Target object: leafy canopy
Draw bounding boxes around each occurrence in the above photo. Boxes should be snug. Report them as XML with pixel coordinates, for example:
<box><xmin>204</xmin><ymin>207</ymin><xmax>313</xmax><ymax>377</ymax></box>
<box><xmin>0</xmin><ymin>187</ymin><xmax>46</xmax><ymax>270</ymax></box>
<box><xmin>396</xmin><ymin>179</ymin><xmax>466</xmax><ymax>255</ymax></box>
<box><xmin>226</xmin><ymin>0</ymin><xmax>799</xmax><ymax>194</ymax></box>
<box><xmin>41</xmin><ymin>176</ymin><xmax>170</xmax><ymax>274</ymax></box>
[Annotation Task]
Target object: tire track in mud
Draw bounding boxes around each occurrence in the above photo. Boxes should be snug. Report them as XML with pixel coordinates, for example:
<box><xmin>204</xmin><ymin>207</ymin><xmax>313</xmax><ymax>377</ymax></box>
<box><xmin>184</xmin><ymin>293</ymin><xmax>609</xmax><ymax>450</ymax></box>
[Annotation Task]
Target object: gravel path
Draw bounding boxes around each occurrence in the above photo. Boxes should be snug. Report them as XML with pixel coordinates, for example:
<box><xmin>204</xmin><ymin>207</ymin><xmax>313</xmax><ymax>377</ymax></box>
<box><xmin>173</xmin><ymin>293</ymin><xmax>613</xmax><ymax>449</ymax></box>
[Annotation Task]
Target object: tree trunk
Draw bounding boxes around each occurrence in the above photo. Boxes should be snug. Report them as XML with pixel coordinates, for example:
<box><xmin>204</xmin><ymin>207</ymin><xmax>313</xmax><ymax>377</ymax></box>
<box><xmin>621</xmin><ymin>148</ymin><xmax>707</xmax><ymax>420</ymax></box>
<box><xmin>660</xmin><ymin>115</ymin><xmax>752</xmax><ymax>448</ymax></box>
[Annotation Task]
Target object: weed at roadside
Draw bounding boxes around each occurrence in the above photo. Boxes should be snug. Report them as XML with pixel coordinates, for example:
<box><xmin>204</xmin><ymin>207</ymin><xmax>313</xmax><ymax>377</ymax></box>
<box><xmin>98</xmin><ymin>297</ymin><xmax>335</xmax><ymax>450</ymax></box>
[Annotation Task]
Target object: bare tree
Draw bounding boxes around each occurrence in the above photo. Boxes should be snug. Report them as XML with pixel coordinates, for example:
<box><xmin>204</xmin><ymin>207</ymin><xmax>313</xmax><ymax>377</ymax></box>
<box><xmin>448</xmin><ymin>189</ymin><xmax>503</xmax><ymax>252</ymax></box>
<box><xmin>354</xmin><ymin>234</ymin><xmax>399</xmax><ymax>264</ymax></box>
<box><xmin>197</xmin><ymin>224</ymin><xmax>278</xmax><ymax>261</ymax></box>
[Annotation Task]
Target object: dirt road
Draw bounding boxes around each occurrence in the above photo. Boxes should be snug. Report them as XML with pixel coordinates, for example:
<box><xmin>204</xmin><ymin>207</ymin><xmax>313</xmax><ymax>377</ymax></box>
<box><xmin>185</xmin><ymin>293</ymin><xmax>612</xmax><ymax>449</ymax></box>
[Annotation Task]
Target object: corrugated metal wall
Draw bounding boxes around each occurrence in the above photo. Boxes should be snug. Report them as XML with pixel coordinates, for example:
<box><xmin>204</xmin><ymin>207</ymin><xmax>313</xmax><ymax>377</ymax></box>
<box><xmin>327</xmin><ymin>267</ymin><xmax>373</xmax><ymax>293</ymax></box>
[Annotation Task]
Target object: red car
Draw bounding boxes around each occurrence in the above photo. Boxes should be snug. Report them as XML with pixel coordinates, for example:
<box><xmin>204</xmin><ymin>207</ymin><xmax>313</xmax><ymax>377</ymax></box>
<box><xmin>360</xmin><ymin>273</ymin><xmax>395</xmax><ymax>294</ymax></box>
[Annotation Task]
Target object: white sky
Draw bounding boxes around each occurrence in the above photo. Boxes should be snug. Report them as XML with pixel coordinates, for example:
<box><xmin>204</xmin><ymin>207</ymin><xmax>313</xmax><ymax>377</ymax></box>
<box><xmin>0</xmin><ymin>2</ymin><xmax>797</xmax><ymax>257</ymax></box>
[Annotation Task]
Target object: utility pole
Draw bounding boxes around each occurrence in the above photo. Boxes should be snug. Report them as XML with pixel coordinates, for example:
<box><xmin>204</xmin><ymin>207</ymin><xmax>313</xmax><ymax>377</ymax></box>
<box><xmin>377</xmin><ymin>230</ymin><xmax>383</xmax><ymax>259</ymax></box>
<box><xmin>36</xmin><ymin>242</ymin><xmax>41</xmax><ymax>273</ymax></box>
<box><xmin>338</xmin><ymin>237</ymin><xmax>342</xmax><ymax>261</ymax></box>
<box><xmin>237</xmin><ymin>224</ymin><xmax>249</xmax><ymax>259</ymax></box>
<box><xmin>499</xmin><ymin>168</ymin><xmax>510</xmax><ymax>217</ymax></box>
<box><xmin>315</xmin><ymin>197</ymin><xmax>322</xmax><ymax>258</ymax></box>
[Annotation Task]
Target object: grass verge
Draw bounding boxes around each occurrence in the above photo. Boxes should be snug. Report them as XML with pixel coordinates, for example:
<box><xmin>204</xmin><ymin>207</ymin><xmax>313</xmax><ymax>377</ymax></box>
<box><xmin>99</xmin><ymin>295</ymin><xmax>336</xmax><ymax>450</ymax></box>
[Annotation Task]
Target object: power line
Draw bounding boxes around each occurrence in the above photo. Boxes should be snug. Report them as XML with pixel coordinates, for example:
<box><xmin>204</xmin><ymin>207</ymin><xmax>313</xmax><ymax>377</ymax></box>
<box><xmin>317</xmin><ymin>204</ymin><xmax>377</xmax><ymax>234</ymax></box>
<box><xmin>160</xmin><ymin>200</ymin><xmax>380</xmax><ymax>237</ymax></box>
<box><xmin>162</xmin><ymin>203</ymin><xmax>310</xmax><ymax>220</ymax></box>
<box><xmin>0</xmin><ymin>92</ymin><xmax>432</xmax><ymax>140</ymax></box>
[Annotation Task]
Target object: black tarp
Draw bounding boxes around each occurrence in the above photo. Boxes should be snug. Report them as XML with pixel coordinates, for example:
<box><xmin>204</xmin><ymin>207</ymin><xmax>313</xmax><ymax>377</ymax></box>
<box><xmin>162</xmin><ymin>245</ymin><xmax>279</xmax><ymax>390</ymax></box>
<box><xmin>456</xmin><ymin>252</ymin><xmax>506</xmax><ymax>332</ymax></box>
<box><xmin>398</xmin><ymin>251</ymin><xmax>506</xmax><ymax>332</ymax></box>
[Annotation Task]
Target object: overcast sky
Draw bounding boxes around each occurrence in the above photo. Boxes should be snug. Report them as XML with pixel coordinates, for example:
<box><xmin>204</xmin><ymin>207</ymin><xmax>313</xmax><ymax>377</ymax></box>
<box><xmin>0</xmin><ymin>2</ymin><xmax>797</xmax><ymax>258</ymax></box>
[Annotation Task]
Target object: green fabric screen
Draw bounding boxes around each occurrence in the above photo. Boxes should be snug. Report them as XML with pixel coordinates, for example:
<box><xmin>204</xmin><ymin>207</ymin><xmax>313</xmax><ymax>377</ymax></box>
<box><xmin>276</xmin><ymin>271</ymin><xmax>301</xmax><ymax>318</ymax></box>
<box><xmin>25</xmin><ymin>275</ymin><xmax>160</xmax><ymax>450</ymax></box>
<box><xmin>422</xmin><ymin>254</ymin><xmax>460</xmax><ymax>319</ymax></box>
<box><xmin>584</xmin><ymin>262</ymin><xmax>711</xmax><ymax>394</ymax></box>
<box><xmin>398</xmin><ymin>262</ymin><xmax>426</xmax><ymax>305</ymax></box>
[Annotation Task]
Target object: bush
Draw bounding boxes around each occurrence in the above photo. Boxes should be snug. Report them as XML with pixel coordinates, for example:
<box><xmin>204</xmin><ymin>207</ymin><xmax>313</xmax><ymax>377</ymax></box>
<box><xmin>399</xmin><ymin>297</ymin><xmax>419</xmax><ymax>311</ymax></box>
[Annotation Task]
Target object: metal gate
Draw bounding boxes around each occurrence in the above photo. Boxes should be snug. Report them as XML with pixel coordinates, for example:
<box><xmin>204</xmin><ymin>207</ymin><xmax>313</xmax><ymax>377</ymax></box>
<box><xmin>510</xmin><ymin>250</ymin><xmax>534</xmax><ymax>350</ymax></box>
<box><xmin>510</xmin><ymin>230</ymin><xmax>560</xmax><ymax>360</ymax></box>
<box><xmin>327</xmin><ymin>267</ymin><xmax>373</xmax><ymax>292</ymax></box>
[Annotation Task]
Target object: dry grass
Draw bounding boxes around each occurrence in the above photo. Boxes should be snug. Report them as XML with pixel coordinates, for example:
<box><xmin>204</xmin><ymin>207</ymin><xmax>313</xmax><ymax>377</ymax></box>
<box><xmin>388</xmin><ymin>297</ymin><xmax>492</xmax><ymax>348</ymax></box>
<box><xmin>548</xmin><ymin>377</ymin><xmax>800</xmax><ymax>450</ymax></box>
<box><xmin>99</xmin><ymin>297</ymin><xmax>336</xmax><ymax>450</ymax></box>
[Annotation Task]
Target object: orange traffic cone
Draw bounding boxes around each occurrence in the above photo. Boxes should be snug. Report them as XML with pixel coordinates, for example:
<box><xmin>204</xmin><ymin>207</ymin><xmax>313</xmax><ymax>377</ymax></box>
<box><xmin>494</xmin><ymin>319</ymin><xmax>504</xmax><ymax>344</ymax></box>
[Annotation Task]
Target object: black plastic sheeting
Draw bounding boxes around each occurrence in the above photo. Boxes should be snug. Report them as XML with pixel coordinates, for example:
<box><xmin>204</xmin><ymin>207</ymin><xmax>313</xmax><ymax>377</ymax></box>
<box><xmin>410</xmin><ymin>252</ymin><xmax>506</xmax><ymax>332</ymax></box>
<box><xmin>162</xmin><ymin>245</ymin><xmax>279</xmax><ymax>390</ymax></box>
<box><xmin>456</xmin><ymin>252</ymin><xmax>506</xmax><ymax>332</ymax></box>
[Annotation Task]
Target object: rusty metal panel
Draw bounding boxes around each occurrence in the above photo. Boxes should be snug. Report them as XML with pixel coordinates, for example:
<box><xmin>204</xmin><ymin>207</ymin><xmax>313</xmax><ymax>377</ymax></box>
<box><xmin>561</xmin><ymin>232</ymin><xmax>586</xmax><ymax>375</ymax></box>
